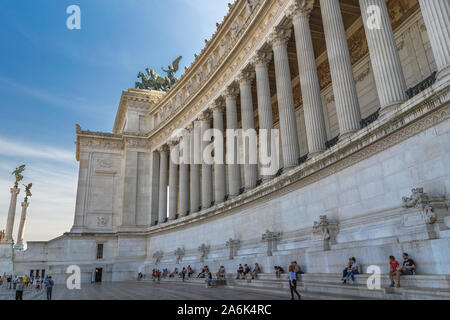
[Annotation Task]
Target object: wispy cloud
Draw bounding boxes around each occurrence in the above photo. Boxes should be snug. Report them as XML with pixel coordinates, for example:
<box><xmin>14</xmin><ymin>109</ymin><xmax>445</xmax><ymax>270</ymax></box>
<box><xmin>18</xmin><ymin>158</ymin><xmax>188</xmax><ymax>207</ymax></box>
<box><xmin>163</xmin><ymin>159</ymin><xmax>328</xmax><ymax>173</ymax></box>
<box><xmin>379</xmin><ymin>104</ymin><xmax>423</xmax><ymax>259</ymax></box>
<box><xmin>0</xmin><ymin>136</ymin><xmax>74</xmax><ymax>163</ymax></box>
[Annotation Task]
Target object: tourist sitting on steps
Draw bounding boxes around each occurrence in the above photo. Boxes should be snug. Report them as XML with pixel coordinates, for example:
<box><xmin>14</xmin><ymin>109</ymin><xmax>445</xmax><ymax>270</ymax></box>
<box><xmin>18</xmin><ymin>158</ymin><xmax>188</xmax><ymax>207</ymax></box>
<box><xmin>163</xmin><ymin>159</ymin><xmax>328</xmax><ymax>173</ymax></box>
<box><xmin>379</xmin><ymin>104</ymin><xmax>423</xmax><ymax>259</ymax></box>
<box><xmin>391</xmin><ymin>253</ymin><xmax>416</xmax><ymax>288</ymax></box>
<box><xmin>181</xmin><ymin>267</ymin><xmax>187</xmax><ymax>282</ymax></box>
<box><xmin>236</xmin><ymin>264</ymin><xmax>244</xmax><ymax>279</ymax></box>
<box><xmin>187</xmin><ymin>265</ymin><xmax>195</xmax><ymax>278</ymax></box>
<box><xmin>243</xmin><ymin>264</ymin><xmax>251</xmax><ymax>279</ymax></box>
<box><xmin>137</xmin><ymin>272</ymin><xmax>143</xmax><ymax>281</ymax></box>
<box><xmin>343</xmin><ymin>257</ymin><xmax>360</xmax><ymax>284</ymax></box>
<box><xmin>162</xmin><ymin>268</ymin><xmax>168</xmax><ymax>278</ymax></box>
<box><xmin>275</xmin><ymin>266</ymin><xmax>281</xmax><ymax>280</ymax></box>
<box><xmin>389</xmin><ymin>256</ymin><xmax>400</xmax><ymax>287</ymax></box>
<box><xmin>342</xmin><ymin>258</ymin><xmax>353</xmax><ymax>284</ymax></box>
<box><xmin>169</xmin><ymin>268</ymin><xmax>178</xmax><ymax>278</ymax></box>
<box><xmin>216</xmin><ymin>266</ymin><xmax>226</xmax><ymax>280</ymax></box>
<box><xmin>251</xmin><ymin>263</ymin><xmax>261</xmax><ymax>279</ymax></box>
<box><xmin>205</xmin><ymin>272</ymin><xmax>212</xmax><ymax>288</ymax></box>
<box><xmin>197</xmin><ymin>266</ymin><xmax>209</xmax><ymax>278</ymax></box>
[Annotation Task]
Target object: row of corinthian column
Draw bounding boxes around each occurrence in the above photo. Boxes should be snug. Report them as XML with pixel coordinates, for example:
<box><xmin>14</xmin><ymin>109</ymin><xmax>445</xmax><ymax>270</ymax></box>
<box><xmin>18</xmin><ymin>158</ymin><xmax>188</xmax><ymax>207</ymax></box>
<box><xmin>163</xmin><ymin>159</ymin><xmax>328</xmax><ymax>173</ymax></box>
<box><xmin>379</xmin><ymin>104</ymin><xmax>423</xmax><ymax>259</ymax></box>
<box><xmin>150</xmin><ymin>0</ymin><xmax>449</xmax><ymax>225</ymax></box>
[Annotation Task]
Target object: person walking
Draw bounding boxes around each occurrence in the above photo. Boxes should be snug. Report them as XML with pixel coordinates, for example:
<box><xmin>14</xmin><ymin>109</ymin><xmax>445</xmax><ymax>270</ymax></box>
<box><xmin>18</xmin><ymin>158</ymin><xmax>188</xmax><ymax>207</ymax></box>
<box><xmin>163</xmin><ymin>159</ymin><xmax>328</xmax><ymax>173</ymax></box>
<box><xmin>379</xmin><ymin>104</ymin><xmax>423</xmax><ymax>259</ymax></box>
<box><xmin>181</xmin><ymin>267</ymin><xmax>186</xmax><ymax>282</ymax></box>
<box><xmin>15</xmin><ymin>277</ymin><xmax>24</xmax><ymax>300</ymax></box>
<box><xmin>288</xmin><ymin>263</ymin><xmax>301</xmax><ymax>300</ymax></box>
<box><xmin>45</xmin><ymin>276</ymin><xmax>54</xmax><ymax>300</ymax></box>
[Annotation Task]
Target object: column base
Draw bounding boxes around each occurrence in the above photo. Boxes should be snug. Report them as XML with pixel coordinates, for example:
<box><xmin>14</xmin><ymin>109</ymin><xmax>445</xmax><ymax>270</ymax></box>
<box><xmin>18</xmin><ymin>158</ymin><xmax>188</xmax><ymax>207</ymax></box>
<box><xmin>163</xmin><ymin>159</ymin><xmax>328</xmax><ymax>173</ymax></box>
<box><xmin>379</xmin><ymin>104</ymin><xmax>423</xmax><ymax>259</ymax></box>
<box><xmin>379</xmin><ymin>101</ymin><xmax>404</xmax><ymax>118</ymax></box>
<box><xmin>436</xmin><ymin>64</ymin><xmax>450</xmax><ymax>82</ymax></box>
<box><xmin>307</xmin><ymin>151</ymin><xmax>325</xmax><ymax>159</ymax></box>
<box><xmin>13</xmin><ymin>242</ymin><xmax>24</xmax><ymax>251</ymax></box>
<box><xmin>338</xmin><ymin>130</ymin><xmax>357</xmax><ymax>141</ymax></box>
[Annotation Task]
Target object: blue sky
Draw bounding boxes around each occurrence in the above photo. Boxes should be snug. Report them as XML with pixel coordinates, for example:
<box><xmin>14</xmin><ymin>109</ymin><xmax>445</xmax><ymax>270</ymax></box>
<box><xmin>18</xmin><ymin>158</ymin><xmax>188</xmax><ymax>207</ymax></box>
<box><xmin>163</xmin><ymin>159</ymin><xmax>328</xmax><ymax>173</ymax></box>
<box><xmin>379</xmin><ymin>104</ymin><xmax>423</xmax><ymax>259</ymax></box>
<box><xmin>0</xmin><ymin>0</ymin><xmax>229</xmax><ymax>241</ymax></box>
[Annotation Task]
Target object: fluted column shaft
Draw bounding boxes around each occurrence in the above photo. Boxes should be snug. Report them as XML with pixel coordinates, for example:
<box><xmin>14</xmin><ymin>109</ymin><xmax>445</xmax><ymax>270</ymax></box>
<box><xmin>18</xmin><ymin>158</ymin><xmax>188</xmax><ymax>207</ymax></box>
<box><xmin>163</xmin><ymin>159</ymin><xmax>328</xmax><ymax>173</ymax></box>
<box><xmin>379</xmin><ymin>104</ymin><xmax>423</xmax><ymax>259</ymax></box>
<box><xmin>320</xmin><ymin>0</ymin><xmax>361</xmax><ymax>136</ymax></box>
<box><xmin>360</xmin><ymin>0</ymin><xmax>407</xmax><ymax>113</ymax></box>
<box><xmin>213</xmin><ymin>107</ymin><xmax>226</xmax><ymax>203</ymax></box>
<box><xmin>190</xmin><ymin>122</ymin><xmax>201</xmax><ymax>213</ymax></box>
<box><xmin>225</xmin><ymin>92</ymin><xmax>242</xmax><ymax>196</ymax></box>
<box><xmin>179</xmin><ymin>134</ymin><xmax>190</xmax><ymax>216</ymax></box>
<box><xmin>158</xmin><ymin>146</ymin><xmax>168</xmax><ymax>223</ymax></box>
<box><xmin>239</xmin><ymin>77</ymin><xmax>258</xmax><ymax>189</ymax></box>
<box><xmin>15</xmin><ymin>201</ymin><xmax>29</xmax><ymax>247</ymax></box>
<box><xmin>200</xmin><ymin>115</ymin><xmax>213</xmax><ymax>208</ymax></box>
<box><xmin>255</xmin><ymin>57</ymin><xmax>277</xmax><ymax>179</ymax></box>
<box><xmin>168</xmin><ymin>143</ymin><xmax>179</xmax><ymax>220</ymax></box>
<box><xmin>292</xmin><ymin>8</ymin><xmax>327</xmax><ymax>154</ymax></box>
<box><xmin>271</xmin><ymin>29</ymin><xmax>301</xmax><ymax>167</ymax></box>
<box><xmin>419</xmin><ymin>0</ymin><xmax>450</xmax><ymax>80</ymax></box>
<box><xmin>5</xmin><ymin>187</ymin><xmax>20</xmax><ymax>243</ymax></box>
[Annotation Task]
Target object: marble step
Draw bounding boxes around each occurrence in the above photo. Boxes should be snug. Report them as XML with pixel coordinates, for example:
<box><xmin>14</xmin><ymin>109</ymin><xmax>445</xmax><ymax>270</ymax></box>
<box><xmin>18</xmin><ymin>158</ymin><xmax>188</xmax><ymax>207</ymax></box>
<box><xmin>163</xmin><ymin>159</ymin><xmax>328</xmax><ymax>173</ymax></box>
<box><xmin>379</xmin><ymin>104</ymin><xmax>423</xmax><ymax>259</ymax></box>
<box><xmin>253</xmin><ymin>273</ymin><xmax>450</xmax><ymax>289</ymax></box>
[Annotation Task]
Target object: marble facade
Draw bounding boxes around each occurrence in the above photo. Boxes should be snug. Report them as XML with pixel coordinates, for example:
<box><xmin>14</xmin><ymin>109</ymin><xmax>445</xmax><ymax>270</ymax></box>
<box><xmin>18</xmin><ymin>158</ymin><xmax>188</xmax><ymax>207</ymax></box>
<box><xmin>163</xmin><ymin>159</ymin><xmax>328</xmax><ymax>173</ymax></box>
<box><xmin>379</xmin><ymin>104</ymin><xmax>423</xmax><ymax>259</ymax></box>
<box><xmin>3</xmin><ymin>0</ymin><xmax>450</xmax><ymax>286</ymax></box>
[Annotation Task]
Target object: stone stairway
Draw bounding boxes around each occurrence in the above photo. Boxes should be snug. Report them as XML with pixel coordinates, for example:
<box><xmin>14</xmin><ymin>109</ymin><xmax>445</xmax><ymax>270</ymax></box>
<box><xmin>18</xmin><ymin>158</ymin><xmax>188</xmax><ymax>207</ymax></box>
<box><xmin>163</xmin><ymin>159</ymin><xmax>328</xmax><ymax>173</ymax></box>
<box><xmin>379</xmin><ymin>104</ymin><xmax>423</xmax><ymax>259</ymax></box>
<box><xmin>141</xmin><ymin>273</ymin><xmax>450</xmax><ymax>300</ymax></box>
<box><xmin>225</xmin><ymin>273</ymin><xmax>450</xmax><ymax>300</ymax></box>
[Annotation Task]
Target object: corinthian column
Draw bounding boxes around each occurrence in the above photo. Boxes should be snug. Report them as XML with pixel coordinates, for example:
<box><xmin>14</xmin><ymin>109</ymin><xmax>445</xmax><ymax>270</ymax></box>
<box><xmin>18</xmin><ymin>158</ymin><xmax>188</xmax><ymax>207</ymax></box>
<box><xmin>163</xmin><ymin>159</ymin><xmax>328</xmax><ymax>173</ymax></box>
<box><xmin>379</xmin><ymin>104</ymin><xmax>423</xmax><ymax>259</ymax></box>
<box><xmin>5</xmin><ymin>187</ymin><xmax>20</xmax><ymax>243</ymax></box>
<box><xmin>190</xmin><ymin>122</ymin><xmax>201</xmax><ymax>213</ymax></box>
<box><xmin>270</xmin><ymin>26</ymin><xmax>301</xmax><ymax>168</ymax></box>
<box><xmin>158</xmin><ymin>144</ymin><xmax>169</xmax><ymax>223</ymax></box>
<box><xmin>292</xmin><ymin>1</ymin><xmax>327</xmax><ymax>155</ymax></box>
<box><xmin>418</xmin><ymin>0</ymin><xmax>450</xmax><ymax>80</ymax></box>
<box><xmin>200</xmin><ymin>111</ymin><xmax>213</xmax><ymax>209</ymax></box>
<box><xmin>168</xmin><ymin>141</ymin><xmax>179</xmax><ymax>221</ymax></box>
<box><xmin>239</xmin><ymin>70</ymin><xmax>258</xmax><ymax>189</ymax></box>
<box><xmin>178</xmin><ymin>133</ymin><xmax>190</xmax><ymax>217</ymax></box>
<box><xmin>360</xmin><ymin>0</ymin><xmax>407</xmax><ymax>114</ymax></box>
<box><xmin>14</xmin><ymin>201</ymin><xmax>29</xmax><ymax>250</ymax></box>
<box><xmin>224</xmin><ymin>86</ymin><xmax>242</xmax><ymax>196</ymax></box>
<box><xmin>253</xmin><ymin>50</ymin><xmax>278</xmax><ymax>179</ymax></box>
<box><xmin>212</xmin><ymin>102</ymin><xmax>226</xmax><ymax>203</ymax></box>
<box><xmin>320</xmin><ymin>0</ymin><xmax>361</xmax><ymax>136</ymax></box>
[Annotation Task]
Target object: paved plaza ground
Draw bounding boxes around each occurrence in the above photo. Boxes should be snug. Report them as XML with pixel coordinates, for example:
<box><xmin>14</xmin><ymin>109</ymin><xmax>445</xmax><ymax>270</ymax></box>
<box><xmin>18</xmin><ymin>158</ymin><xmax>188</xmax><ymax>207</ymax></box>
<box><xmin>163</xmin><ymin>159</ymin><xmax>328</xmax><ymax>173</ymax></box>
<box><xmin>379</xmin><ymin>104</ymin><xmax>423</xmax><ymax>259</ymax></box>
<box><xmin>0</xmin><ymin>281</ymin><xmax>292</xmax><ymax>300</ymax></box>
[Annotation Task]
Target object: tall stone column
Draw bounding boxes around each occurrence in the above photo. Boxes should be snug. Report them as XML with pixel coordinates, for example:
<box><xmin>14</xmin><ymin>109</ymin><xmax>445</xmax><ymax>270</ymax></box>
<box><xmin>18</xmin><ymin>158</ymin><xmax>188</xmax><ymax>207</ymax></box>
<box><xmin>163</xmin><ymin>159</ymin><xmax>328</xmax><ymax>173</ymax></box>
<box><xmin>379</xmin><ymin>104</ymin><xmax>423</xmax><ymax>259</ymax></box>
<box><xmin>200</xmin><ymin>111</ymin><xmax>213</xmax><ymax>209</ymax></box>
<box><xmin>360</xmin><ymin>0</ymin><xmax>407</xmax><ymax>114</ymax></box>
<box><xmin>253</xmin><ymin>50</ymin><xmax>277</xmax><ymax>179</ymax></box>
<box><xmin>320</xmin><ymin>0</ymin><xmax>361</xmax><ymax>137</ymax></box>
<box><xmin>5</xmin><ymin>187</ymin><xmax>20</xmax><ymax>243</ymax></box>
<box><xmin>239</xmin><ymin>70</ymin><xmax>259</xmax><ymax>189</ymax></box>
<box><xmin>14</xmin><ymin>201</ymin><xmax>29</xmax><ymax>250</ymax></box>
<box><xmin>418</xmin><ymin>0</ymin><xmax>450</xmax><ymax>80</ymax></box>
<box><xmin>212</xmin><ymin>102</ymin><xmax>226</xmax><ymax>203</ymax></box>
<box><xmin>190</xmin><ymin>122</ymin><xmax>201</xmax><ymax>213</ymax></box>
<box><xmin>178</xmin><ymin>133</ymin><xmax>190</xmax><ymax>216</ymax></box>
<box><xmin>270</xmin><ymin>26</ymin><xmax>301</xmax><ymax>168</ymax></box>
<box><xmin>158</xmin><ymin>145</ymin><xmax>169</xmax><ymax>223</ymax></box>
<box><xmin>292</xmin><ymin>1</ymin><xmax>327</xmax><ymax>155</ymax></box>
<box><xmin>225</xmin><ymin>86</ymin><xmax>242</xmax><ymax>196</ymax></box>
<box><xmin>168</xmin><ymin>141</ymin><xmax>179</xmax><ymax>221</ymax></box>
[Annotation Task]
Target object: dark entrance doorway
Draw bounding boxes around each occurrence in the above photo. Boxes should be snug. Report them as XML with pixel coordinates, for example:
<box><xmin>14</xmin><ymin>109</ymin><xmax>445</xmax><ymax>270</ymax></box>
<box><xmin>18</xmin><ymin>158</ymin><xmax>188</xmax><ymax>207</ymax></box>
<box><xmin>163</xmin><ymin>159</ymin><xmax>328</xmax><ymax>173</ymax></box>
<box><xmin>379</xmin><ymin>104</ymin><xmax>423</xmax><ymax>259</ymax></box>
<box><xmin>95</xmin><ymin>268</ymin><xmax>103</xmax><ymax>283</ymax></box>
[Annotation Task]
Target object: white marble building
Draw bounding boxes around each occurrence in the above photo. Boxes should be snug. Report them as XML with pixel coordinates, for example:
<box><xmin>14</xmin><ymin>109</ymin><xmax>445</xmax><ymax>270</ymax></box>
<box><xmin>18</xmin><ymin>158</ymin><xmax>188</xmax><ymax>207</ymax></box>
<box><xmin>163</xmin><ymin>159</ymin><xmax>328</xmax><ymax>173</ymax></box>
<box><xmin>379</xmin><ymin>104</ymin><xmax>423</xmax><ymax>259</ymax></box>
<box><xmin>2</xmin><ymin>0</ymin><xmax>450</xmax><ymax>287</ymax></box>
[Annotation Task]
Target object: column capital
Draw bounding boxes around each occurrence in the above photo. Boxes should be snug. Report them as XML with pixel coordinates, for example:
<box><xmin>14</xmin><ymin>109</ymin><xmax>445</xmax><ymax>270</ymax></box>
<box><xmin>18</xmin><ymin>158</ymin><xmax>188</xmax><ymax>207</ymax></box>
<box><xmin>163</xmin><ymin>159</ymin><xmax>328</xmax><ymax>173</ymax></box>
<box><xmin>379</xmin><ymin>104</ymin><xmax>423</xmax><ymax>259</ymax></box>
<box><xmin>186</xmin><ymin>122</ymin><xmax>194</xmax><ymax>132</ymax></box>
<box><xmin>211</xmin><ymin>100</ymin><xmax>225</xmax><ymax>114</ymax></box>
<box><xmin>21</xmin><ymin>201</ymin><xmax>29</xmax><ymax>208</ymax></box>
<box><xmin>167</xmin><ymin>140</ymin><xmax>179</xmax><ymax>148</ymax></box>
<box><xmin>223</xmin><ymin>85</ymin><xmax>239</xmax><ymax>100</ymax></box>
<box><xmin>10</xmin><ymin>187</ymin><xmax>20</xmax><ymax>196</ymax></box>
<box><xmin>157</xmin><ymin>144</ymin><xmax>169</xmax><ymax>153</ymax></box>
<box><xmin>269</xmin><ymin>25</ymin><xmax>292</xmax><ymax>47</ymax></box>
<box><xmin>290</xmin><ymin>0</ymin><xmax>315</xmax><ymax>20</ymax></box>
<box><xmin>198</xmin><ymin>109</ymin><xmax>212</xmax><ymax>122</ymax></box>
<box><xmin>237</xmin><ymin>69</ymin><xmax>255</xmax><ymax>85</ymax></box>
<box><xmin>251</xmin><ymin>49</ymin><xmax>272</xmax><ymax>68</ymax></box>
